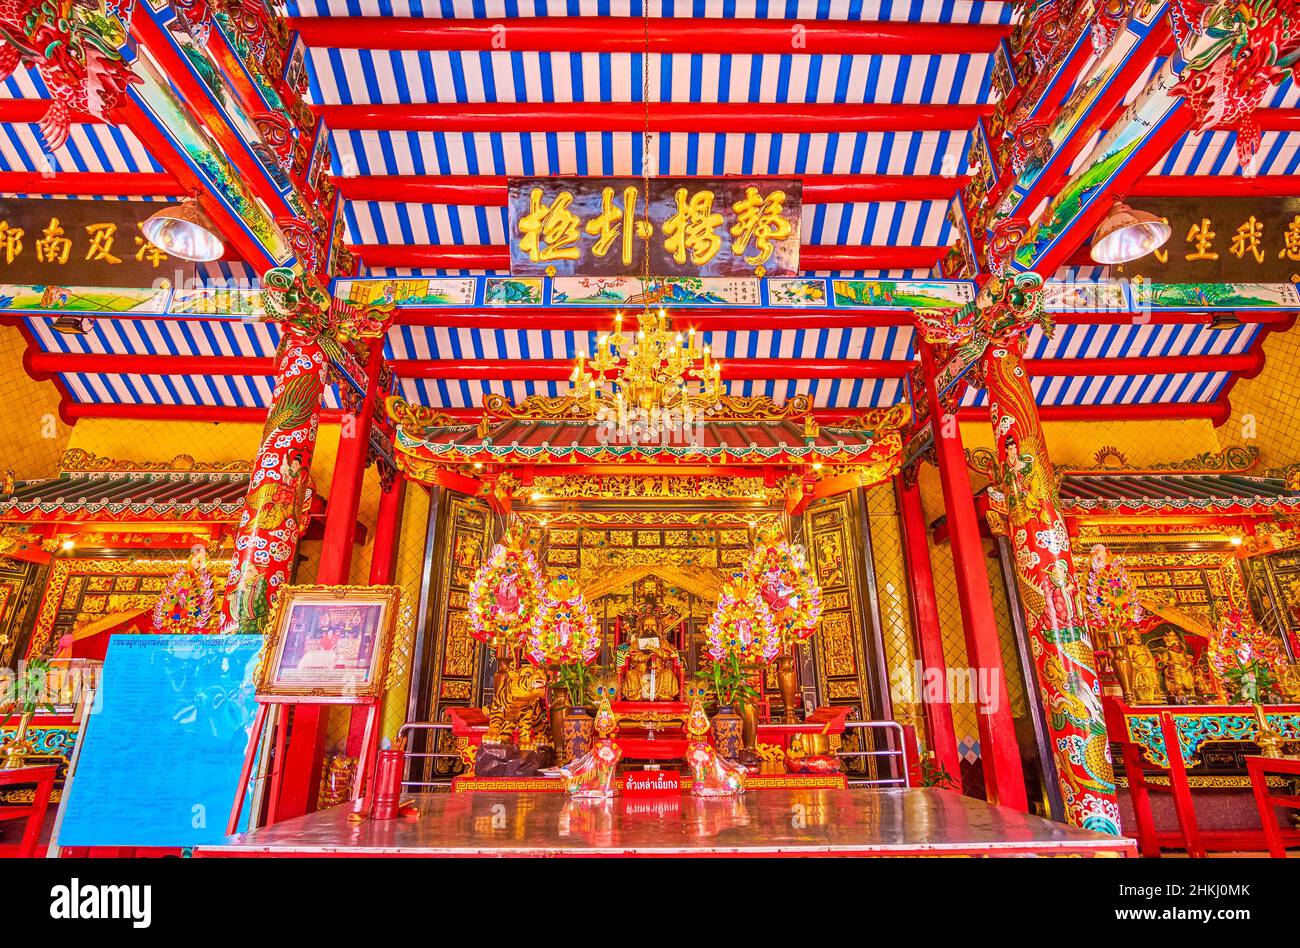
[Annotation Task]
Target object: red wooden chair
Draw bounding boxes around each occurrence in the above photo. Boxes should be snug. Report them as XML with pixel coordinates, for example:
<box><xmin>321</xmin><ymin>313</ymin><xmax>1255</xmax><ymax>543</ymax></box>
<box><xmin>1120</xmin><ymin>711</ymin><xmax>1205</xmax><ymax>858</ymax></box>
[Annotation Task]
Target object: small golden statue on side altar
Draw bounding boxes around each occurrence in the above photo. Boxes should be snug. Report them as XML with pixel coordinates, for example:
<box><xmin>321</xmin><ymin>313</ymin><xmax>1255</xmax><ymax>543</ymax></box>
<box><xmin>1125</xmin><ymin>631</ymin><xmax>1164</xmax><ymax>704</ymax></box>
<box><xmin>1158</xmin><ymin>631</ymin><xmax>1197</xmax><ymax>704</ymax></box>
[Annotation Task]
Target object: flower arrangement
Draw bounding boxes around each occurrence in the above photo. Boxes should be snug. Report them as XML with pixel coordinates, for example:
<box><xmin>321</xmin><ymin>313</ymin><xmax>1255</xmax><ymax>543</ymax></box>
<box><xmin>527</xmin><ymin>575</ymin><xmax>600</xmax><ymax>666</ymax></box>
<box><xmin>467</xmin><ymin>527</ymin><xmax>543</xmax><ymax>650</ymax></box>
<box><xmin>151</xmin><ymin>548</ymin><xmax>216</xmax><ymax>634</ymax></box>
<box><xmin>743</xmin><ymin>528</ymin><xmax>822</xmax><ymax>647</ymax></box>
<box><xmin>1084</xmin><ymin>544</ymin><xmax>1145</xmax><ymax>634</ymax></box>
<box><xmin>1212</xmin><ymin>608</ymin><xmax>1284</xmax><ymax>702</ymax></box>
<box><xmin>706</xmin><ymin>577</ymin><xmax>781</xmax><ymax>666</ymax></box>
<box><xmin>692</xmin><ymin>651</ymin><xmax>757</xmax><ymax>708</ymax></box>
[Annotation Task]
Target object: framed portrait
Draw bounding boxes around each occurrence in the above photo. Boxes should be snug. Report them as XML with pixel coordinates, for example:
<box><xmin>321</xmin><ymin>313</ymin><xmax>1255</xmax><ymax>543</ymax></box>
<box><xmin>255</xmin><ymin>585</ymin><xmax>403</xmax><ymax>700</ymax></box>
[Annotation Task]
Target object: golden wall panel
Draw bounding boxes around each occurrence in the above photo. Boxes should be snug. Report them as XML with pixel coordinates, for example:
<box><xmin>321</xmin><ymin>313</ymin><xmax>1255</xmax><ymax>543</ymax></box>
<box><xmin>0</xmin><ymin>325</ymin><xmax>71</xmax><ymax>480</ymax></box>
<box><xmin>863</xmin><ymin>483</ymin><xmax>929</xmax><ymax>753</ymax></box>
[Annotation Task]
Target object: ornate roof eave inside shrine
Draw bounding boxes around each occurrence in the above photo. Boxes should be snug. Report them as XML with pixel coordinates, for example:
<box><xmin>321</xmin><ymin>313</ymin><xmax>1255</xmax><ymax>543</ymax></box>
<box><xmin>0</xmin><ymin>451</ymin><xmax>331</xmax><ymax>529</ymax></box>
<box><xmin>973</xmin><ymin>447</ymin><xmax>1300</xmax><ymax>520</ymax></box>
<box><xmin>1</xmin><ymin>3</ymin><xmax>1299</xmax><ymax>427</ymax></box>
<box><xmin>387</xmin><ymin>393</ymin><xmax>908</xmax><ymax>495</ymax></box>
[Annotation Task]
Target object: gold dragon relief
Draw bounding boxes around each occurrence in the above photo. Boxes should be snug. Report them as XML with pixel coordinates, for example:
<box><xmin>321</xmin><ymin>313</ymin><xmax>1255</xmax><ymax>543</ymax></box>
<box><xmin>819</xmin><ymin>611</ymin><xmax>858</xmax><ymax>678</ymax></box>
<box><xmin>443</xmin><ymin>609</ymin><xmax>477</xmax><ymax>678</ymax></box>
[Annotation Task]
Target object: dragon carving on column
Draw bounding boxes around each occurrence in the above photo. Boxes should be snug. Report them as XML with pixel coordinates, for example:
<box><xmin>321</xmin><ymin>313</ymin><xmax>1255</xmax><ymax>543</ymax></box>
<box><xmin>1171</xmin><ymin>0</ymin><xmax>1300</xmax><ymax>169</ymax></box>
<box><xmin>915</xmin><ymin>273</ymin><xmax>1121</xmax><ymax>835</ymax></box>
<box><xmin>0</xmin><ymin>1</ymin><xmax>140</xmax><ymax>151</ymax></box>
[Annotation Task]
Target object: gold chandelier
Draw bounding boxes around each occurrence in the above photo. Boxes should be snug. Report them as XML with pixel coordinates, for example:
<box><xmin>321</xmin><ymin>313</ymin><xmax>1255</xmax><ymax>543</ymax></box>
<box><xmin>568</xmin><ymin>309</ymin><xmax>723</xmax><ymax>416</ymax></box>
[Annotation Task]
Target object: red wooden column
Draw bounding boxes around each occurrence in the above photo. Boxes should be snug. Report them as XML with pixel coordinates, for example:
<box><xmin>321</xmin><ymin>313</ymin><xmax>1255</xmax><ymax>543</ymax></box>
<box><xmin>896</xmin><ymin>473</ymin><xmax>964</xmax><ymax>785</ymax></box>
<box><xmin>344</xmin><ymin>475</ymin><xmax>407</xmax><ymax>757</ymax></box>
<box><xmin>919</xmin><ymin>342</ymin><xmax>1028</xmax><ymax>812</ymax></box>
<box><xmin>218</xmin><ymin>335</ymin><xmax>330</xmax><ymax>634</ymax></box>
<box><xmin>368</xmin><ymin>477</ymin><xmax>406</xmax><ymax>586</ymax></box>
<box><xmin>276</xmin><ymin>343</ymin><xmax>386</xmax><ymax>820</ymax></box>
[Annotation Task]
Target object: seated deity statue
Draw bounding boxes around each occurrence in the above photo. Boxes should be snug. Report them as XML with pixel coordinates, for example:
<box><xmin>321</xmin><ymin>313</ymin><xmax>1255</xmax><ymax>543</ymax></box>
<box><xmin>617</xmin><ymin>591</ymin><xmax>683</xmax><ymax>702</ymax></box>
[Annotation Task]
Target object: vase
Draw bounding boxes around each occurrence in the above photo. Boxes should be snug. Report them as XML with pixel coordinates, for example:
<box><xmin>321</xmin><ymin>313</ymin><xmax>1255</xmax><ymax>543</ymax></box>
<box><xmin>561</xmin><ymin>706</ymin><xmax>595</xmax><ymax>764</ymax></box>
<box><xmin>549</xmin><ymin>690</ymin><xmax>570</xmax><ymax>754</ymax></box>
<box><xmin>1</xmin><ymin>712</ymin><xmax>32</xmax><ymax>770</ymax></box>
<box><xmin>777</xmin><ymin>651</ymin><xmax>799</xmax><ymax>723</ymax></box>
<box><xmin>737</xmin><ymin>699</ymin><xmax>760</xmax><ymax>766</ymax></box>
<box><xmin>710</xmin><ymin>705</ymin><xmax>743</xmax><ymax>760</ymax></box>
<box><xmin>1253</xmin><ymin>702</ymin><xmax>1285</xmax><ymax>759</ymax></box>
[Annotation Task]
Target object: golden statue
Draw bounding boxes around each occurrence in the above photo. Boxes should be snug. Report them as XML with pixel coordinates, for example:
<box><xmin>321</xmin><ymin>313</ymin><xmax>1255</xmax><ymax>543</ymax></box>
<box><xmin>617</xmin><ymin>581</ymin><xmax>683</xmax><ymax>702</ymax></box>
<box><xmin>1158</xmin><ymin>631</ymin><xmax>1196</xmax><ymax>704</ymax></box>
<box><xmin>1117</xmin><ymin>630</ymin><xmax>1163</xmax><ymax>704</ymax></box>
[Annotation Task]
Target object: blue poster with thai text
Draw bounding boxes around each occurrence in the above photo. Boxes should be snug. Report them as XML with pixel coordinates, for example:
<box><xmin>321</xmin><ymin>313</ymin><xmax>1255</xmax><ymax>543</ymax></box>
<box><xmin>56</xmin><ymin>634</ymin><xmax>262</xmax><ymax>848</ymax></box>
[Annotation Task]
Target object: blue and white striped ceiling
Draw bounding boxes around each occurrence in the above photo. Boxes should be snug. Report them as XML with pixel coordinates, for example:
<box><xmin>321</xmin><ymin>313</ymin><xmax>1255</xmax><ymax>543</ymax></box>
<box><xmin>20</xmin><ymin>311</ymin><xmax>1262</xmax><ymax>412</ymax></box>
<box><xmin>0</xmin><ymin>0</ymin><xmax>1288</xmax><ymax>419</ymax></box>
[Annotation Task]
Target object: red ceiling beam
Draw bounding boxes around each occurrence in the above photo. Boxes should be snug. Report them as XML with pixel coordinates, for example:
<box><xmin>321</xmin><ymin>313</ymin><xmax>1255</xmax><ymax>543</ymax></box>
<box><xmin>400</xmin><ymin>358</ymin><xmax>911</xmax><ymax>380</ymax></box>
<box><xmin>349</xmin><ymin>243</ymin><xmax>947</xmax><ymax>271</ymax></box>
<box><xmin>289</xmin><ymin>17</ymin><xmax>1010</xmax><ymax>54</ymax></box>
<box><xmin>26</xmin><ymin>352</ymin><xmax>274</xmax><ymax>379</ymax></box>
<box><xmin>395</xmin><ymin>309</ymin><xmax>917</xmax><ymax>329</ymax></box>
<box><xmin>0</xmin><ymin>171</ymin><xmax>184</xmax><ymax>196</ymax></box>
<box><xmin>0</xmin><ymin>99</ymin><xmax>96</xmax><ymax>124</ymax></box>
<box><xmin>26</xmin><ymin>352</ymin><xmax>1258</xmax><ymax>382</ymax></box>
<box><xmin>957</xmin><ymin>401</ymin><xmax>1231</xmax><ymax>425</ymax></box>
<box><xmin>1129</xmin><ymin>175</ymin><xmax>1300</xmax><ymax>198</ymax></box>
<box><xmin>316</xmin><ymin>101</ymin><xmax>993</xmax><ymax>133</ymax></box>
<box><xmin>59</xmin><ymin>402</ymin><xmax>351</xmax><ymax>425</ymax></box>
<box><xmin>333</xmin><ymin>173</ymin><xmax>970</xmax><ymax>206</ymax></box>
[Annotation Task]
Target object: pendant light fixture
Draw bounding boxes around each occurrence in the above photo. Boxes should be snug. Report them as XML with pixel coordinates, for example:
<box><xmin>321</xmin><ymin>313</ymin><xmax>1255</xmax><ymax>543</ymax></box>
<box><xmin>140</xmin><ymin>197</ymin><xmax>225</xmax><ymax>262</ymax></box>
<box><xmin>1089</xmin><ymin>200</ymin><xmax>1172</xmax><ymax>265</ymax></box>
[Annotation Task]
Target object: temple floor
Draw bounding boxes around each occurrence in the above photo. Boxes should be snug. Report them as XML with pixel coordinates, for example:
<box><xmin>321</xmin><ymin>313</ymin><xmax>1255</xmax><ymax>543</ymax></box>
<box><xmin>198</xmin><ymin>788</ymin><xmax>1136</xmax><ymax>857</ymax></box>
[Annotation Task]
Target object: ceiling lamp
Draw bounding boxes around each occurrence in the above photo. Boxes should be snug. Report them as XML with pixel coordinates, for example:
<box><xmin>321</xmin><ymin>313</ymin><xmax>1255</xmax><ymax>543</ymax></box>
<box><xmin>140</xmin><ymin>198</ymin><xmax>224</xmax><ymax>262</ymax></box>
<box><xmin>1089</xmin><ymin>200</ymin><xmax>1171</xmax><ymax>265</ymax></box>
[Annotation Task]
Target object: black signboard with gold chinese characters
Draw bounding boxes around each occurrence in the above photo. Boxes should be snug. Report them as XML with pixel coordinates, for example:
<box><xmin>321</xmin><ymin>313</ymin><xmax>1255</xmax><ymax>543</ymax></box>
<box><xmin>507</xmin><ymin>177</ymin><xmax>801</xmax><ymax>277</ymax></box>
<box><xmin>0</xmin><ymin>198</ymin><xmax>195</xmax><ymax>287</ymax></box>
<box><xmin>1115</xmin><ymin>197</ymin><xmax>1300</xmax><ymax>283</ymax></box>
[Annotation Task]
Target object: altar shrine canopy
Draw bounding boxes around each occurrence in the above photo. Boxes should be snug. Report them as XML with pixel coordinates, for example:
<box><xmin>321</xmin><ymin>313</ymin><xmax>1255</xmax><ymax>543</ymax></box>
<box><xmin>1</xmin><ymin>0</ymin><xmax>1300</xmax><ymax>870</ymax></box>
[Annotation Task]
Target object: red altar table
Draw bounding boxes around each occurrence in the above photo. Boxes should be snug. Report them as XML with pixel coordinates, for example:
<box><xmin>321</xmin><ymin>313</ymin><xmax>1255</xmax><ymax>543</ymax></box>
<box><xmin>0</xmin><ymin>764</ymin><xmax>58</xmax><ymax>858</ymax></box>
<box><xmin>447</xmin><ymin>704</ymin><xmax>853</xmax><ymax>771</ymax></box>
<box><xmin>1245</xmin><ymin>755</ymin><xmax>1300</xmax><ymax>858</ymax></box>
<box><xmin>199</xmin><ymin>787</ymin><xmax>1136</xmax><ymax>857</ymax></box>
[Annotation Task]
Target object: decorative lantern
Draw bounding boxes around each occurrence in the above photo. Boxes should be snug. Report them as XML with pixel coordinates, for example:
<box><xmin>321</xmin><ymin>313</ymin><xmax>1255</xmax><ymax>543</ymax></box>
<box><xmin>527</xmin><ymin>574</ymin><xmax>599</xmax><ymax>666</ymax></box>
<box><xmin>706</xmin><ymin>578</ymin><xmax>781</xmax><ymax>666</ymax></box>
<box><xmin>152</xmin><ymin>547</ymin><xmax>217</xmax><ymax>634</ymax></box>
<box><xmin>743</xmin><ymin>527</ymin><xmax>822</xmax><ymax>648</ymax></box>
<box><xmin>467</xmin><ymin>527</ymin><xmax>543</xmax><ymax>651</ymax></box>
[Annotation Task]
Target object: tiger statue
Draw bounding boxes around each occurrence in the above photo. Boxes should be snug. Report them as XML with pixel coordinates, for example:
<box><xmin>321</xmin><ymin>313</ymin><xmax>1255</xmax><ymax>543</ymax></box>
<box><xmin>483</xmin><ymin>663</ymin><xmax>553</xmax><ymax>753</ymax></box>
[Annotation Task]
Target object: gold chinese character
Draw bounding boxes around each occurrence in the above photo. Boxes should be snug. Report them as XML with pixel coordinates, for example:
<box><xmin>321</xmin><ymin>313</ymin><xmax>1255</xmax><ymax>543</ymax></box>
<box><xmin>133</xmin><ymin>235</ymin><xmax>169</xmax><ymax>268</ymax></box>
<box><xmin>1184</xmin><ymin>218</ymin><xmax>1218</xmax><ymax>261</ymax></box>
<box><xmin>585</xmin><ymin>185</ymin><xmax>652</xmax><ymax>266</ymax></box>
<box><xmin>662</xmin><ymin>188</ymin><xmax>724</xmax><ymax>266</ymax></box>
<box><xmin>1153</xmin><ymin>215</ymin><xmax>1171</xmax><ymax>264</ymax></box>
<box><xmin>517</xmin><ymin>188</ymin><xmax>580</xmax><ymax>263</ymax></box>
<box><xmin>36</xmin><ymin>218</ymin><xmax>72</xmax><ymax>264</ymax></box>
<box><xmin>0</xmin><ymin>221</ymin><xmax>25</xmax><ymax>264</ymax></box>
<box><xmin>1229</xmin><ymin>215</ymin><xmax>1265</xmax><ymax>264</ymax></box>
<box><xmin>730</xmin><ymin>187</ymin><xmax>792</xmax><ymax>267</ymax></box>
<box><xmin>85</xmin><ymin>223</ymin><xmax>122</xmax><ymax>264</ymax></box>
<box><xmin>1280</xmin><ymin>215</ymin><xmax>1300</xmax><ymax>262</ymax></box>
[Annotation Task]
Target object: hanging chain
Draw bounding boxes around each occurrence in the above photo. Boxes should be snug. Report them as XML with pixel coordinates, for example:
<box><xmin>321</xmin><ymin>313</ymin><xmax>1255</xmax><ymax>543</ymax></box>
<box><xmin>640</xmin><ymin>0</ymin><xmax>653</xmax><ymax>326</ymax></box>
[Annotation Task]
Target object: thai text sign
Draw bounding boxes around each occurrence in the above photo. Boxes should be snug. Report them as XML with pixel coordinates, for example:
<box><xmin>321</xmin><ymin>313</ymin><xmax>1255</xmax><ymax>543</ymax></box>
<box><xmin>1116</xmin><ymin>197</ymin><xmax>1300</xmax><ymax>283</ymax></box>
<box><xmin>508</xmin><ymin>177</ymin><xmax>801</xmax><ymax>277</ymax></box>
<box><xmin>0</xmin><ymin>198</ymin><xmax>194</xmax><ymax>287</ymax></box>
